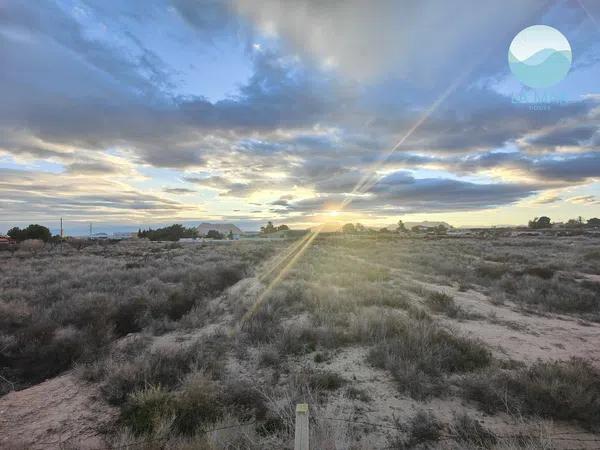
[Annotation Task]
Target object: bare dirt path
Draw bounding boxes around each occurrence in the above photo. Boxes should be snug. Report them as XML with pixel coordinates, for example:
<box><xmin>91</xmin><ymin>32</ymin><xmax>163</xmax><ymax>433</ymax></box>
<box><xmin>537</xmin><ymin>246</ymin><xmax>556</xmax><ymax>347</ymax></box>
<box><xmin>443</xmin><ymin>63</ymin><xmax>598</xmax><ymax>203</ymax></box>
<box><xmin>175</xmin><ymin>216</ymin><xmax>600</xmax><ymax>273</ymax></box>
<box><xmin>346</xmin><ymin>252</ymin><xmax>600</xmax><ymax>367</ymax></box>
<box><xmin>0</xmin><ymin>374</ymin><xmax>117</xmax><ymax>449</ymax></box>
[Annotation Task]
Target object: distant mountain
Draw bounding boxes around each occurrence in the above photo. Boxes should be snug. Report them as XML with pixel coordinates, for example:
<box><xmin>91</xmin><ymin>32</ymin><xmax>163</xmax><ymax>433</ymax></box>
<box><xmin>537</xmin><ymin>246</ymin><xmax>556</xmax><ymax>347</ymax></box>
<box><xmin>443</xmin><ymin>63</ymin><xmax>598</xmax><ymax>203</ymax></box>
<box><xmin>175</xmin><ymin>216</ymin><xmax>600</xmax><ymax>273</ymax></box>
<box><xmin>196</xmin><ymin>223</ymin><xmax>242</xmax><ymax>235</ymax></box>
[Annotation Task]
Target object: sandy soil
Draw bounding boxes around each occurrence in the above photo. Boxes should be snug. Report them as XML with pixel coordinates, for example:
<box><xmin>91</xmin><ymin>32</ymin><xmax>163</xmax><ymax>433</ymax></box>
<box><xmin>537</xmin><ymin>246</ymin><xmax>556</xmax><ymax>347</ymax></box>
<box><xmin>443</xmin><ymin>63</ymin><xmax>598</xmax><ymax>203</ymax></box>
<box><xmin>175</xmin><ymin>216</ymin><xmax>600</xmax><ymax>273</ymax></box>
<box><xmin>430</xmin><ymin>284</ymin><xmax>600</xmax><ymax>367</ymax></box>
<box><xmin>0</xmin><ymin>373</ymin><xmax>117</xmax><ymax>449</ymax></box>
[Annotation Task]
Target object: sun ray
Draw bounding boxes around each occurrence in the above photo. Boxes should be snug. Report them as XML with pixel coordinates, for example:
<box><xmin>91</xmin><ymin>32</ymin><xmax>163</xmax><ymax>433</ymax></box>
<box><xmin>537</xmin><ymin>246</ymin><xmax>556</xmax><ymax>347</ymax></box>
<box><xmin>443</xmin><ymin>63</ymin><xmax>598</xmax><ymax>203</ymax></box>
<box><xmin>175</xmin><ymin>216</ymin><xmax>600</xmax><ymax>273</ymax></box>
<box><xmin>237</xmin><ymin>225</ymin><xmax>324</xmax><ymax>331</ymax></box>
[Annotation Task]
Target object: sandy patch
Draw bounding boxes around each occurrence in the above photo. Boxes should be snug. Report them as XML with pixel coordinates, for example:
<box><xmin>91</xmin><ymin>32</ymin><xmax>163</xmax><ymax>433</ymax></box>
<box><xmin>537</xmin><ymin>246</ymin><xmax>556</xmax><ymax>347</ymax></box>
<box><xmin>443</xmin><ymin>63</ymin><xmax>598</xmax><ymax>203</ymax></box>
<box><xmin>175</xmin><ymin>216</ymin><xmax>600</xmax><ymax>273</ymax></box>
<box><xmin>0</xmin><ymin>373</ymin><xmax>116</xmax><ymax>450</ymax></box>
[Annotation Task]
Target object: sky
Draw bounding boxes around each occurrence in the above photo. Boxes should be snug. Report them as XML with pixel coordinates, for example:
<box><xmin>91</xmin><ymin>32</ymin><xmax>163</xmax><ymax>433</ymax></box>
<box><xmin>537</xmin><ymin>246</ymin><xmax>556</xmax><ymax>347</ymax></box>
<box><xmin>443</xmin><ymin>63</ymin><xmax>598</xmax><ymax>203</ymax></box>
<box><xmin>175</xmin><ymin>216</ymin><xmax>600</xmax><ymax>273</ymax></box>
<box><xmin>1</xmin><ymin>0</ymin><xmax>599</xmax><ymax>234</ymax></box>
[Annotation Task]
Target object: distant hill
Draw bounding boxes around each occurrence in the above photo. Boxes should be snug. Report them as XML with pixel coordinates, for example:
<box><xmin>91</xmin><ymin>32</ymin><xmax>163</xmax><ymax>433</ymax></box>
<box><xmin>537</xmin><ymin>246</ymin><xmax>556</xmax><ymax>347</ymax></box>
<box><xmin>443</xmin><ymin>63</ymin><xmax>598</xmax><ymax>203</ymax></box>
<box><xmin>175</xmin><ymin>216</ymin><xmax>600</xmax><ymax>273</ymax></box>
<box><xmin>196</xmin><ymin>223</ymin><xmax>242</xmax><ymax>236</ymax></box>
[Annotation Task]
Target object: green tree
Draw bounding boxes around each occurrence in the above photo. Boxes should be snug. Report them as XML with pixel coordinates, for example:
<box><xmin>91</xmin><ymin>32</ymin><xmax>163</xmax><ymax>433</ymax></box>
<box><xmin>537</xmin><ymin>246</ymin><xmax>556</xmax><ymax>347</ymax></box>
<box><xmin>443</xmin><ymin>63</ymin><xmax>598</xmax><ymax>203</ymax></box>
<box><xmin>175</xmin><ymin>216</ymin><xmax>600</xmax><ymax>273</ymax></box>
<box><xmin>138</xmin><ymin>224</ymin><xmax>198</xmax><ymax>241</ymax></box>
<box><xmin>587</xmin><ymin>218</ymin><xmax>600</xmax><ymax>227</ymax></box>
<box><xmin>7</xmin><ymin>227</ymin><xmax>25</xmax><ymax>241</ymax></box>
<box><xmin>7</xmin><ymin>224</ymin><xmax>51</xmax><ymax>242</ymax></box>
<box><xmin>565</xmin><ymin>217</ymin><xmax>584</xmax><ymax>228</ymax></box>
<box><xmin>260</xmin><ymin>221</ymin><xmax>276</xmax><ymax>234</ymax></box>
<box><xmin>528</xmin><ymin>216</ymin><xmax>551</xmax><ymax>229</ymax></box>
<box><xmin>227</xmin><ymin>230</ymin><xmax>234</xmax><ymax>240</ymax></box>
<box><xmin>206</xmin><ymin>230</ymin><xmax>223</xmax><ymax>240</ymax></box>
<box><xmin>355</xmin><ymin>223</ymin><xmax>365</xmax><ymax>233</ymax></box>
<box><xmin>276</xmin><ymin>224</ymin><xmax>289</xmax><ymax>231</ymax></box>
<box><xmin>397</xmin><ymin>220</ymin><xmax>407</xmax><ymax>232</ymax></box>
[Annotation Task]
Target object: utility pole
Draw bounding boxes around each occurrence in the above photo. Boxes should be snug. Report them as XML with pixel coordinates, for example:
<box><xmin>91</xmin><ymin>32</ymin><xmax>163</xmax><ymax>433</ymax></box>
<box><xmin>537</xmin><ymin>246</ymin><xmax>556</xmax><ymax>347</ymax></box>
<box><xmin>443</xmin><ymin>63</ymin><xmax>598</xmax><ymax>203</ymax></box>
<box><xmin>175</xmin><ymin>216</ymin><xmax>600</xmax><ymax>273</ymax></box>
<box><xmin>60</xmin><ymin>217</ymin><xmax>64</xmax><ymax>254</ymax></box>
<box><xmin>89</xmin><ymin>223</ymin><xmax>93</xmax><ymax>238</ymax></box>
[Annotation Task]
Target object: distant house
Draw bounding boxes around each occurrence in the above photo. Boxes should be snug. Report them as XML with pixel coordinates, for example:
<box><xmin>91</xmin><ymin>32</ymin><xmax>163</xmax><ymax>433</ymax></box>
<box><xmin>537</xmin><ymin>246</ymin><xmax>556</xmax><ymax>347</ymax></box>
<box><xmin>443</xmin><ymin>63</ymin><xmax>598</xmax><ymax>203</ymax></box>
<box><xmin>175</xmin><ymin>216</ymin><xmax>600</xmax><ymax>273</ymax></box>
<box><xmin>196</xmin><ymin>223</ymin><xmax>242</xmax><ymax>239</ymax></box>
<box><xmin>0</xmin><ymin>235</ymin><xmax>16</xmax><ymax>246</ymax></box>
<box><xmin>112</xmin><ymin>232</ymin><xmax>137</xmax><ymax>240</ymax></box>
<box><xmin>90</xmin><ymin>232</ymin><xmax>109</xmax><ymax>240</ymax></box>
<box><xmin>411</xmin><ymin>225</ymin><xmax>433</xmax><ymax>233</ymax></box>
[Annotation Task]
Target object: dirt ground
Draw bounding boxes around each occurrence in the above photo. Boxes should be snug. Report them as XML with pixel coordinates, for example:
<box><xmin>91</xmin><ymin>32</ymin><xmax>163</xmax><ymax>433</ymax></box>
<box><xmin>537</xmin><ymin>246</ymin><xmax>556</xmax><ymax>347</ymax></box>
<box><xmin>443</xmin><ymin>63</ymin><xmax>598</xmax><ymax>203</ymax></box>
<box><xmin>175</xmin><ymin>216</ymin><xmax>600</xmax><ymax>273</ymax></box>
<box><xmin>0</xmin><ymin>374</ymin><xmax>117</xmax><ymax>449</ymax></box>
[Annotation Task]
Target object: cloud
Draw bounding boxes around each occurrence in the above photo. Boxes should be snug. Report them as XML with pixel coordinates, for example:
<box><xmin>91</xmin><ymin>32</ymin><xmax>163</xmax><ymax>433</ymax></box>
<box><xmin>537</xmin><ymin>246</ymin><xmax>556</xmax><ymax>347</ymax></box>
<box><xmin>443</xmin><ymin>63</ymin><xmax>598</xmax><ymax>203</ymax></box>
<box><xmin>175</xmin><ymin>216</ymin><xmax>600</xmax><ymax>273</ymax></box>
<box><xmin>0</xmin><ymin>0</ymin><xmax>598</xmax><ymax>224</ymax></box>
<box><xmin>66</xmin><ymin>160</ymin><xmax>122</xmax><ymax>175</ymax></box>
<box><xmin>233</xmin><ymin>0</ymin><xmax>547</xmax><ymax>82</ymax></box>
<box><xmin>0</xmin><ymin>168</ymin><xmax>197</xmax><ymax>222</ymax></box>
<box><xmin>162</xmin><ymin>187</ymin><xmax>197</xmax><ymax>194</ymax></box>
<box><xmin>284</xmin><ymin>172</ymin><xmax>537</xmax><ymax>214</ymax></box>
<box><xmin>567</xmin><ymin>195</ymin><xmax>599</xmax><ymax>205</ymax></box>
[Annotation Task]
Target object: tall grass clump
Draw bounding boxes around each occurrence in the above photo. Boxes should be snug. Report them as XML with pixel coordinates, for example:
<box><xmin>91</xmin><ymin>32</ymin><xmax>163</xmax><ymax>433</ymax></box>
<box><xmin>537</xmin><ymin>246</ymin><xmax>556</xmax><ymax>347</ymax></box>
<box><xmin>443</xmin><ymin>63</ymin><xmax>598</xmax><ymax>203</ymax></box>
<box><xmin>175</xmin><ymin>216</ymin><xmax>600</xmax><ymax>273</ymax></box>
<box><xmin>369</xmin><ymin>318</ymin><xmax>491</xmax><ymax>399</ymax></box>
<box><xmin>461</xmin><ymin>358</ymin><xmax>600</xmax><ymax>432</ymax></box>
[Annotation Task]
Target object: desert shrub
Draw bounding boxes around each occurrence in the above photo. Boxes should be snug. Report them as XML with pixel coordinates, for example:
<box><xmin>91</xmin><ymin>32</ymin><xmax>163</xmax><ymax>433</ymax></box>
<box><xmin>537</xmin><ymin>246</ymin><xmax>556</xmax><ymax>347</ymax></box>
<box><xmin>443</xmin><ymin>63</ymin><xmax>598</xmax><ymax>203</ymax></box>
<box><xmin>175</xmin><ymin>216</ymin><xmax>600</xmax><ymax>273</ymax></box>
<box><xmin>101</xmin><ymin>341</ymin><xmax>211</xmax><ymax>405</ymax></box>
<box><xmin>2</xmin><ymin>315</ymin><xmax>113</xmax><ymax>388</ymax></box>
<box><xmin>121</xmin><ymin>386</ymin><xmax>175</xmax><ymax>435</ymax></box>
<box><xmin>172</xmin><ymin>374</ymin><xmax>224</xmax><ymax>435</ymax></box>
<box><xmin>345</xmin><ymin>385</ymin><xmax>371</xmax><ymax>402</ymax></box>
<box><xmin>389</xmin><ymin>410</ymin><xmax>442</xmax><ymax>448</ymax></box>
<box><xmin>522</xmin><ymin>266</ymin><xmax>555</xmax><ymax>280</ymax></box>
<box><xmin>121</xmin><ymin>375</ymin><xmax>224</xmax><ymax>437</ymax></box>
<box><xmin>425</xmin><ymin>291</ymin><xmax>461</xmax><ymax>317</ymax></box>
<box><xmin>202</xmin><ymin>264</ymin><xmax>246</xmax><ymax>293</ymax></box>
<box><xmin>583</xmin><ymin>250</ymin><xmax>600</xmax><ymax>261</ymax></box>
<box><xmin>369</xmin><ymin>320</ymin><xmax>491</xmax><ymax>399</ymax></box>
<box><xmin>406</xmin><ymin>305</ymin><xmax>432</xmax><ymax>322</ymax></box>
<box><xmin>164</xmin><ymin>289</ymin><xmax>198</xmax><ymax>321</ymax></box>
<box><xmin>461</xmin><ymin>358</ymin><xmax>600</xmax><ymax>431</ymax></box>
<box><xmin>513</xmin><ymin>276</ymin><xmax>599</xmax><ymax>315</ymax></box>
<box><xmin>308</xmin><ymin>371</ymin><xmax>346</xmax><ymax>391</ymax></box>
<box><xmin>276</xmin><ymin>325</ymin><xmax>318</xmax><ymax>355</ymax></box>
<box><xmin>408</xmin><ymin>410</ymin><xmax>442</xmax><ymax>445</ymax></box>
<box><xmin>241</xmin><ymin>305</ymin><xmax>280</xmax><ymax>344</ymax></box>
<box><xmin>313</xmin><ymin>351</ymin><xmax>331</xmax><ymax>364</ymax></box>
<box><xmin>258</xmin><ymin>347</ymin><xmax>280</xmax><ymax>368</ymax></box>
<box><xmin>354</xmin><ymin>284</ymin><xmax>409</xmax><ymax>309</ymax></box>
<box><xmin>222</xmin><ymin>379</ymin><xmax>267</xmax><ymax>421</ymax></box>
<box><xmin>476</xmin><ymin>262</ymin><xmax>510</xmax><ymax>280</ymax></box>
<box><xmin>112</xmin><ymin>297</ymin><xmax>147</xmax><ymax>336</ymax></box>
<box><xmin>20</xmin><ymin>239</ymin><xmax>45</xmax><ymax>252</ymax></box>
<box><xmin>449</xmin><ymin>412</ymin><xmax>496</xmax><ymax>448</ymax></box>
<box><xmin>349</xmin><ymin>309</ymin><xmax>408</xmax><ymax>343</ymax></box>
<box><xmin>0</xmin><ymin>242</ymin><xmax>264</xmax><ymax>392</ymax></box>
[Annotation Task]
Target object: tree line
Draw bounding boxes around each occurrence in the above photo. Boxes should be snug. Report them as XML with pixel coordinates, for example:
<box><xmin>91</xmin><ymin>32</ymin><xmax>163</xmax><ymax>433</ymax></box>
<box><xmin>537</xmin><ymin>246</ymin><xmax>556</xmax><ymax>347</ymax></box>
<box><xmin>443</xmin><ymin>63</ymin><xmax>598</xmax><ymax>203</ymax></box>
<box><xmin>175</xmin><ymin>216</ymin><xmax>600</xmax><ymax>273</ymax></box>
<box><xmin>528</xmin><ymin>216</ymin><xmax>600</xmax><ymax>229</ymax></box>
<box><xmin>6</xmin><ymin>224</ymin><xmax>52</xmax><ymax>242</ymax></box>
<box><xmin>342</xmin><ymin>221</ymin><xmax>447</xmax><ymax>235</ymax></box>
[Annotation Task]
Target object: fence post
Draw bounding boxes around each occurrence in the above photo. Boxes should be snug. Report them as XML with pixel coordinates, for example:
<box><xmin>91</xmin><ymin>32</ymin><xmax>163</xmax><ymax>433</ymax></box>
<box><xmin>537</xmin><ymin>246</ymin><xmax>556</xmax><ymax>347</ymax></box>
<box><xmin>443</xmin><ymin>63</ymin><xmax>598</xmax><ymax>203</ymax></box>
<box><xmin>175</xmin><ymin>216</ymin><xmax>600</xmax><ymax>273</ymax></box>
<box><xmin>294</xmin><ymin>403</ymin><xmax>309</xmax><ymax>450</ymax></box>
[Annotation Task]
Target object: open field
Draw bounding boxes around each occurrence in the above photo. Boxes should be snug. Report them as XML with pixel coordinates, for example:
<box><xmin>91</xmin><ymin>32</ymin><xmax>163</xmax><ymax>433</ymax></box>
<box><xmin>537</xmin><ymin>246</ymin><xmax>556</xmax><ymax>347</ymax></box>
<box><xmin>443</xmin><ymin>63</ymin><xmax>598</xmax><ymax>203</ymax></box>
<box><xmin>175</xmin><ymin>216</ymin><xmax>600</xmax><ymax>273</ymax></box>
<box><xmin>1</xmin><ymin>235</ymin><xmax>600</xmax><ymax>449</ymax></box>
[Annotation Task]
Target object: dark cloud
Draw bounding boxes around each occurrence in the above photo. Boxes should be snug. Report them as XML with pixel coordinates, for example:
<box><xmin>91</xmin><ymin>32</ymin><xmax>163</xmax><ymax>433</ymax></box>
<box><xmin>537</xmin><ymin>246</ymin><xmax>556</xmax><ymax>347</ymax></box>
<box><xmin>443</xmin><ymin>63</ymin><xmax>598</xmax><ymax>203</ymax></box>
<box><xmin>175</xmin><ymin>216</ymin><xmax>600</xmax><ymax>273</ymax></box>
<box><xmin>163</xmin><ymin>187</ymin><xmax>197</xmax><ymax>194</ymax></box>
<box><xmin>0</xmin><ymin>168</ymin><xmax>192</xmax><ymax>221</ymax></box>
<box><xmin>66</xmin><ymin>161</ymin><xmax>121</xmax><ymax>175</ymax></box>
<box><xmin>526</xmin><ymin>125</ymin><xmax>598</xmax><ymax>148</ymax></box>
<box><xmin>453</xmin><ymin>151</ymin><xmax>600</xmax><ymax>183</ymax></box>
<box><xmin>285</xmin><ymin>172</ymin><xmax>537</xmax><ymax>214</ymax></box>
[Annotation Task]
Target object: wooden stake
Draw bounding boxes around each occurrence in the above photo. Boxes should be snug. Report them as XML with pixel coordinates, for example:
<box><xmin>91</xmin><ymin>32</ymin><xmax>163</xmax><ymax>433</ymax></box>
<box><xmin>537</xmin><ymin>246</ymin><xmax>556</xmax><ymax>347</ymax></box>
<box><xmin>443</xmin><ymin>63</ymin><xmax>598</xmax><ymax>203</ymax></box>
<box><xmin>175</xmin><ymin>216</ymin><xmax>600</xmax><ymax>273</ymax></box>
<box><xmin>294</xmin><ymin>403</ymin><xmax>309</xmax><ymax>450</ymax></box>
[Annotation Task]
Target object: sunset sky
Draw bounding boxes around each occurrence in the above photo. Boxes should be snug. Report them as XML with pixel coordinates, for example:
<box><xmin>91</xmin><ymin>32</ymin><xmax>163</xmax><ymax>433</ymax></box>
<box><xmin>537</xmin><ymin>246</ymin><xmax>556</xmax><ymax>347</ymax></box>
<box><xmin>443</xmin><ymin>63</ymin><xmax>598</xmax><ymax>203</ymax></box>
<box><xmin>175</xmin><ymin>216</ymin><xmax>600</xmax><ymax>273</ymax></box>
<box><xmin>1</xmin><ymin>0</ymin><xmax>599</xmax><ymax>234</ymax></box>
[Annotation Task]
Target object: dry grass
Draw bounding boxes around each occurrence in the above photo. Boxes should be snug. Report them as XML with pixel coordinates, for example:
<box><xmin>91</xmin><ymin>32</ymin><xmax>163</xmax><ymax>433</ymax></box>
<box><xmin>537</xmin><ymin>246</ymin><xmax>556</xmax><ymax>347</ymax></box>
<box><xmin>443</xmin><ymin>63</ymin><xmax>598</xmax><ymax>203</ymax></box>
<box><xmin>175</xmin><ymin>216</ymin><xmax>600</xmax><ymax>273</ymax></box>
<box><xmin>2</xmin><ymin>234</ymin><xmax>600</xmax><ymax>447</ymax></box>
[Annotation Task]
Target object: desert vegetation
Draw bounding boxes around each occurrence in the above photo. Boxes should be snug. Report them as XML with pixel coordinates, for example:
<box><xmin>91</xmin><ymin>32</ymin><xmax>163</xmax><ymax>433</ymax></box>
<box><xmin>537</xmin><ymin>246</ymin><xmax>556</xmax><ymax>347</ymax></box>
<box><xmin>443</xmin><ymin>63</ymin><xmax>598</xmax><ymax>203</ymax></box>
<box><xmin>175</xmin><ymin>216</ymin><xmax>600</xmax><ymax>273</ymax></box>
<box><xmin>1</xmin><ymin>234</ymin><xmax>600</xmax><ymax>449</ymax></box>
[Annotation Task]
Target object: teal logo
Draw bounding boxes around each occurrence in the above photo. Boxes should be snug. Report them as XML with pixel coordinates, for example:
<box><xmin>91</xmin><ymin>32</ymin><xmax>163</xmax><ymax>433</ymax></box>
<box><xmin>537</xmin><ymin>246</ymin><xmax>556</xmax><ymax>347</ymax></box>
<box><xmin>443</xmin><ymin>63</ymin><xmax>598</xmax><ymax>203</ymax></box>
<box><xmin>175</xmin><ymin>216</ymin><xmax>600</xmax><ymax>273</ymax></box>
<box><xmin>508</xmin><ymin>25</ymin><xmax>572</xmax><ymax>89</ymax></box>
